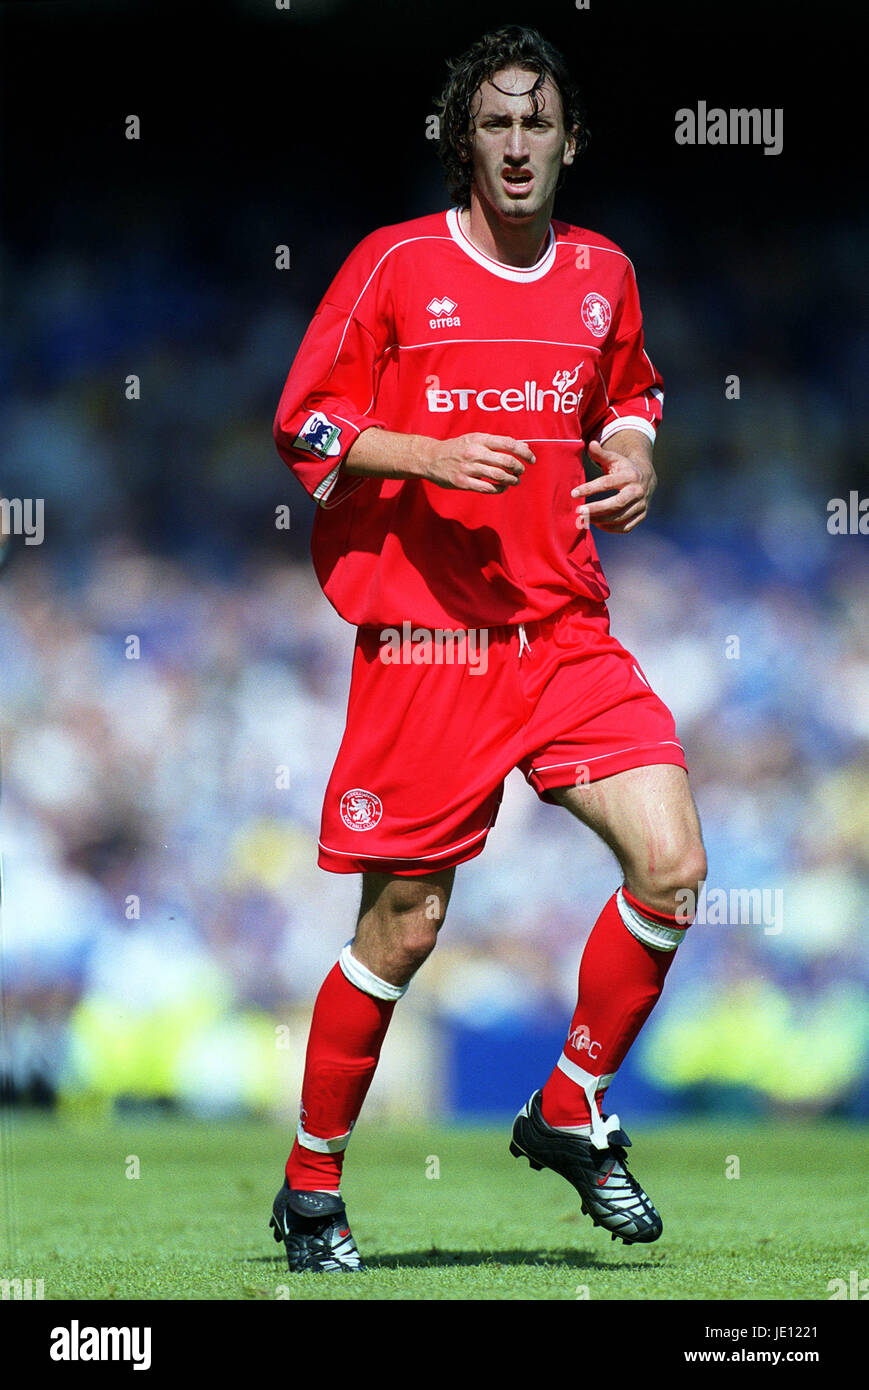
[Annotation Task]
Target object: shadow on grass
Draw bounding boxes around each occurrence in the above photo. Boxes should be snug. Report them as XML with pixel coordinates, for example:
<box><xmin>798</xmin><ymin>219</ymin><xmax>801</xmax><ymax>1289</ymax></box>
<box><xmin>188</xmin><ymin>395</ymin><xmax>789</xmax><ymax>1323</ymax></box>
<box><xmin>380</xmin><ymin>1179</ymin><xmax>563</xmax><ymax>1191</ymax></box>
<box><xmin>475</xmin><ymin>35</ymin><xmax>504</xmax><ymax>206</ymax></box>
<box><xmin>250</xmin><ymin>1247</ymin><xmax>662</xmax><ymax>1271</ymax></box>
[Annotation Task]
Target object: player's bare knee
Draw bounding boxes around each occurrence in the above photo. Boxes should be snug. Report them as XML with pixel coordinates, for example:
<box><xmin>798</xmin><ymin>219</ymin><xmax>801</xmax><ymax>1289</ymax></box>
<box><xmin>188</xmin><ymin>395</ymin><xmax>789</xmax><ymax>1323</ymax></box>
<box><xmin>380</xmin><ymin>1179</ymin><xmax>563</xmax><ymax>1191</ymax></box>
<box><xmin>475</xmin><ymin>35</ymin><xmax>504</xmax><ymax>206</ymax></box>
<box><xmin>396</xmin><ymin>922</ymin><xmax>440</xmax><ymax>970</ymax></box>
<box><xmin>361</xmin><ymin>920</ymin><xmax>436</xmax><ymax>984</ymax></box>
<box><xmin>355</xmin><ymin>893</ymin><xmax>441</xmax><ymax>979</ymax></box>
<box><xmin>683</xmin><ymin>841</ymin><xmax>708</xmax><ymax>898</ymax></box>
<box><xmin>386</xmin><ymin>891</ymin><xmax>441</xmax><ymax>959</ymax></box>
<box><xmin>361</xmin><ymin>870</ymin><xmax>453</xmax><ymax>927</ymax></box>
<box><xmin>630</xmin><ymin>840</ymin><xmax>707</xmax><ymax>915</ymax></box>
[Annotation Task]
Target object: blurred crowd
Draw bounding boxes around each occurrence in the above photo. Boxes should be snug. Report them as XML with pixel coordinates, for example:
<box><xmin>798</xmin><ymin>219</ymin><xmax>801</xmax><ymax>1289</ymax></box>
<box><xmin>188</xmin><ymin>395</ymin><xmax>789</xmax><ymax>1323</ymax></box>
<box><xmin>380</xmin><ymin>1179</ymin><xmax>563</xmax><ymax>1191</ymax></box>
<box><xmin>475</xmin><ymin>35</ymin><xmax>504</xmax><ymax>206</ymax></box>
<box><xmin>1</xmin><ymin>207</ymin><xmax>867</xmax><ymax>1120</ymax></box>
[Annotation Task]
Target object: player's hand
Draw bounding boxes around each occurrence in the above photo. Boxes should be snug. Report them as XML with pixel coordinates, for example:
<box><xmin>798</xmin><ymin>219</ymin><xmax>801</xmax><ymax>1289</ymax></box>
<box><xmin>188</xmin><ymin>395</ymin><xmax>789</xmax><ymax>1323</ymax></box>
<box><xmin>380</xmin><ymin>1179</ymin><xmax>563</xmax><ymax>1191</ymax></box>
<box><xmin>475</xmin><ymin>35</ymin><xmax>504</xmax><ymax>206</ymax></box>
<box><xmin>423</xmin><ymin>434</ymin><xmax>535</xmax><ymax>493</ymax></box>
<box><xmin>571</xmin><ymin>440</ymin><xmax>656</xmax><ymax>533</ymax></box>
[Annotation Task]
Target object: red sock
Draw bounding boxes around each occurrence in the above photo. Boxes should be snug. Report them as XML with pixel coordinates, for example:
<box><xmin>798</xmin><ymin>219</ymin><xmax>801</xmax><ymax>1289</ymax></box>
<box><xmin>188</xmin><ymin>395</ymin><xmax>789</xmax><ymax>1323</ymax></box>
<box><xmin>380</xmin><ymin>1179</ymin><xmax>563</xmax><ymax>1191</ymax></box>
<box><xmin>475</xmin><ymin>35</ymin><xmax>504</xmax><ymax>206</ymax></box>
<box><xmin>286</xmin><ymin>953</ymin><xmax>400</xmax><ymax>1192</ymax></box>
<box><xmin>541</xmin><ymin>888</ymin><xmax>690</xmax><ymax>1133</ymax></box>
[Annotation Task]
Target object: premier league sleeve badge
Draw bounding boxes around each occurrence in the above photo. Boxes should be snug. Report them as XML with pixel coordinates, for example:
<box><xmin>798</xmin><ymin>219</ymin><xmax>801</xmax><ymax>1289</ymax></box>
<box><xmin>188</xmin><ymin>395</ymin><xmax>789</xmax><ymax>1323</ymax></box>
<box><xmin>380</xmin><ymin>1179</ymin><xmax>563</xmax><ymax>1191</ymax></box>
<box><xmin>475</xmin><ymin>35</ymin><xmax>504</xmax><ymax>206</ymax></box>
<box><xmin>293</xmin><ymin>411</ymin><xmax>343</xmax><ymax>459</ymax></box>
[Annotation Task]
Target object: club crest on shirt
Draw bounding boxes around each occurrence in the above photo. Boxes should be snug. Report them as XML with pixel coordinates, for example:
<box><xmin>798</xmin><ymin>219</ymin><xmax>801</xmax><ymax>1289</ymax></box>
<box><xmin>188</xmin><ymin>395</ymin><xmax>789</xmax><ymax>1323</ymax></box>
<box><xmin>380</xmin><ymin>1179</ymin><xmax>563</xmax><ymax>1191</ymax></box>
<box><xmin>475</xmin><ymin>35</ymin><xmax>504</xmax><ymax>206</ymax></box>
<box><xmin>581</xmin><ymin>292</ymin><xmax>612</xmax><ymax>338</ymax></box>
<box><xmin>340</xmin><ymin>788</ymin><xmax>383</xmax><ymax>832</ymax></box>
<box><xmin>293</xmin><ymin>411</ymin><xmax>343</xmax><ymax>459</ymax></box>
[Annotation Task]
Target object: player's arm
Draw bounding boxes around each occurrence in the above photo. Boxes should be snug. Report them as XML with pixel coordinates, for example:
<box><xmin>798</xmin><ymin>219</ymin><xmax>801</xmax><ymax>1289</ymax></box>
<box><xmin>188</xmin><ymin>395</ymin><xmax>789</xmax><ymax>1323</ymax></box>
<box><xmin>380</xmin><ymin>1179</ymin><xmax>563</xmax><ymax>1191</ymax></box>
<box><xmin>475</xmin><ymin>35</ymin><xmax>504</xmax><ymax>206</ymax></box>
<box><xmin>274</xmin><ymin>233</ymin><xmax>534</xmax><ymax>502</ymax></box>
<box><xmin>344</xmin><ymin>426</ymin><xmax>535</xmax><ymax>494</ymax></box>
<box><xmin>572</xmin><ymin>429</ymin><xmax>656</xmax><ymax>534</ymax></box>
<box><xmin>577</xmin><ymin>258</ymin><xmax>663</xmax><ymax>533</ymax></box>
<box><xmin>274</xmin><ymin>232</ymin><xmax>413</xmax><ymax>509</ymax></box>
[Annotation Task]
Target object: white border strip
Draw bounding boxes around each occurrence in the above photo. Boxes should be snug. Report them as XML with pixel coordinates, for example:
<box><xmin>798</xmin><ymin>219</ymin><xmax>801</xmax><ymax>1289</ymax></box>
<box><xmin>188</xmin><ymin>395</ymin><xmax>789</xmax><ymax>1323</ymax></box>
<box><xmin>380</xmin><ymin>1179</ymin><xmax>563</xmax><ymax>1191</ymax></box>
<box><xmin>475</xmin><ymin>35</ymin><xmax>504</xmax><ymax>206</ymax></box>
<box><xmin>554</xmin><ymin>1055</ymin><xmax>616</xmax><ymax>1150</ymax></box>
<box><xmin>528</xmin><ymin>741</ymin><xmax>684</xmax><ymax>779</ymax></box>
<box><xmin>339</xmin><ymin>943</ymin><xmax>408</xmax><ymax>1000</ymax></box>
<box><xmin>616</xmin><ymin>887</ymin><xmax>685</xmax><ymax>952</ymax></box>
<box><xmin>446</xmin><ymin>207</ymin><xmax>556</xmax><ymax>282</ymax></box>
<box><xmin>319</xmin><ymin>811</ymin><xmax>496</xmax><ymax>864</ymax></box>
<box><xmin>296</xmin><ymin>1122</ymin><xmax>353</xmax><ymax>1154</ymax></box>
<box><xmin>600</xmin><ymin>416</ymin><xmax>657</xmax><ymax>444</ymax></box>
<box><xmin>396</xmin><ymin>338</ymin><xmax>601</xmax><ymax>353</ymax></box>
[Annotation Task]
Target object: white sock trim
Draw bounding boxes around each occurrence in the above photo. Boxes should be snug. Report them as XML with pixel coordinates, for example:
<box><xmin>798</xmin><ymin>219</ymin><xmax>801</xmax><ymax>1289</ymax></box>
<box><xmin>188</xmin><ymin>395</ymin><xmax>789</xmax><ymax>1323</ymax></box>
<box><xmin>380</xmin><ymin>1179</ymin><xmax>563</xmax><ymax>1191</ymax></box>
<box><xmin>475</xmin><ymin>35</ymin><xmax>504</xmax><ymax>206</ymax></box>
<box><xmin>339</xmin><ymin>943</ymin><xmax>408</xmax><ymax>1001</ymax></box>
<box><xmin>616</xmin><ymin>887</ymin><xmax>685</xmax><ymax>952</ymax></box>
<box><xmin>297</xmin><ymin>1122</ymin><xmax>353</xmax><ymax>1154</ymax></box>
<box><xmin>555</xmin><ymin>1054</ymin><xmax>616</xmax><ymax>1150</ymax></box>
<box><xmin>556</xmin><ymin>1053</ymin><xmax>616</xmax><ymax>1092</ymax></box>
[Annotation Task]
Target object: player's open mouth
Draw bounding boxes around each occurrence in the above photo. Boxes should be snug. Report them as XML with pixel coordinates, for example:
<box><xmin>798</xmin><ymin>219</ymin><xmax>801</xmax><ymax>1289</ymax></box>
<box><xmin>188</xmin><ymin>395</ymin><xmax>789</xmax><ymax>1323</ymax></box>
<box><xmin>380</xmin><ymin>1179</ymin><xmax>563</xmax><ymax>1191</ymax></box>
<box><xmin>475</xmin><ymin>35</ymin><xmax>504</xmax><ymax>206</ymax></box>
<box><xmin>502</xmin><ymin>171</ymin><xmax>533</xmax><ymax>192</ymax></box>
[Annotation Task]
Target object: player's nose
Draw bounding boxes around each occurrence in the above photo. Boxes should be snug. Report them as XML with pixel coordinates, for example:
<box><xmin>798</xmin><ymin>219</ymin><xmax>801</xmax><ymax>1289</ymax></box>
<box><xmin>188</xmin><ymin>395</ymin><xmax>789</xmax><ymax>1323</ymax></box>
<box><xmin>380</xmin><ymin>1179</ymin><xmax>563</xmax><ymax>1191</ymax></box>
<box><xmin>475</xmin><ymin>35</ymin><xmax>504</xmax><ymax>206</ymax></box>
<box><xmin>504</xmin><ymin>125</ymin><xmax>529</xmax><ymax>159</ymax></box>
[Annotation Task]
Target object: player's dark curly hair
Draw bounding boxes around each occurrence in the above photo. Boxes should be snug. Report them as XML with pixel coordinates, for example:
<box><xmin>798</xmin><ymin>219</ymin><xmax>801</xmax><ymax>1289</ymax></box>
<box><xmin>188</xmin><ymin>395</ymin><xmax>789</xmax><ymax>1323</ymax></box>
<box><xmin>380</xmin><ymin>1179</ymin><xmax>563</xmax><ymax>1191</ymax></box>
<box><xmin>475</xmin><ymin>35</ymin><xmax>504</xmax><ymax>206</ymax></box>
<box><xmin>436</xmin><ymin>26</ymin><xmax>589</xmax><ymax>209</ymax></box>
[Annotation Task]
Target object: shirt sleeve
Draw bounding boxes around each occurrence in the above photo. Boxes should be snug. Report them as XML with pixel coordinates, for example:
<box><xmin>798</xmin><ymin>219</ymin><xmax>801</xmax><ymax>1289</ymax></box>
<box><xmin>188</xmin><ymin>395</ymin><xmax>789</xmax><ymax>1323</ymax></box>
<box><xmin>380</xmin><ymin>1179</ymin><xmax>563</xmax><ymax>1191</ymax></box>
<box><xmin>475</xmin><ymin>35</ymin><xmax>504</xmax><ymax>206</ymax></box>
<box><xmin>581</xmin><ymin>262</ymin><xmax>664</xmax><ymax>447</ymax></box>
<box><xmin>273</xmin><ymin>237</ymin><xmax>394</xmax><ymax>507</ymax></box>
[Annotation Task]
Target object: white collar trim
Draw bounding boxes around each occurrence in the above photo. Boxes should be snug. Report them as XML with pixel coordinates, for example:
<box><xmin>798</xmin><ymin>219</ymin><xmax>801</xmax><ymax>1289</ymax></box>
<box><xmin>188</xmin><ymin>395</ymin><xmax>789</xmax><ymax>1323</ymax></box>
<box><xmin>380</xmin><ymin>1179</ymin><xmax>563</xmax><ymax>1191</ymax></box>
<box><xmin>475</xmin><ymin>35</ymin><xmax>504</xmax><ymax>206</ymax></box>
<box><xmin>446</xmin><ymin>206</ymin><xmax>556</xmax><ymax>283</ymax></box>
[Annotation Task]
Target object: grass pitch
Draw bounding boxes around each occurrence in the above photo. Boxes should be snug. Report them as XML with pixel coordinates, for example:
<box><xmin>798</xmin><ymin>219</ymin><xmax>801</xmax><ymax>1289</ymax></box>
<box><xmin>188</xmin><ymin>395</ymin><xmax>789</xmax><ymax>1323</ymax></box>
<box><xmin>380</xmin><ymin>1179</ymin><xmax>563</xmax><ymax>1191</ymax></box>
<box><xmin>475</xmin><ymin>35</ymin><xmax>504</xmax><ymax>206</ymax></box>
<box><xmin>2</xmin><ymin>1113</ymin><xmax>866</xmax><ymax>1301</ymax></box>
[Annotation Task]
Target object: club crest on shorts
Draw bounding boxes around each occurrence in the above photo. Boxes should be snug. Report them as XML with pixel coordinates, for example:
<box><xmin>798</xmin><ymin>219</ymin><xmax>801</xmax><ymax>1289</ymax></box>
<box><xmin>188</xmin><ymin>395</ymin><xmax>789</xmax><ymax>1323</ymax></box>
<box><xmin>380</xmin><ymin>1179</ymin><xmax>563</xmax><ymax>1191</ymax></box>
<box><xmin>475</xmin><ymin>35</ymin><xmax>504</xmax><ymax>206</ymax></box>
<box><xmin>581</xmin><ymin>292</ymin><xmax>612</xmax><ymax>338</ymax></box>
<box><xmin>293</xmin><ymin>411</ymin><xmax>343</xmax><ymax>459</ymax></box>
<box><xmin>340</xmin><ymin>788</ymin><xmax>383</xmax><ymax>831</ymax></box>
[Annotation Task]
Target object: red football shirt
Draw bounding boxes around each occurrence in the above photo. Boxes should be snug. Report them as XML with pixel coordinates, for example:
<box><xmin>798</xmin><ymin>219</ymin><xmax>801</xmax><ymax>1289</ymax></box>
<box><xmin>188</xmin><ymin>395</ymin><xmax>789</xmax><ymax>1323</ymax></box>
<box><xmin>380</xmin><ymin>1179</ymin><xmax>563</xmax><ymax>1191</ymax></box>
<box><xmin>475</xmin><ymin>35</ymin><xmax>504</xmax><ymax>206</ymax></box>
<box><xmin>274</xmin><ymin>207</ymin><xmax>663</xmax><ymax>628</ymax></box>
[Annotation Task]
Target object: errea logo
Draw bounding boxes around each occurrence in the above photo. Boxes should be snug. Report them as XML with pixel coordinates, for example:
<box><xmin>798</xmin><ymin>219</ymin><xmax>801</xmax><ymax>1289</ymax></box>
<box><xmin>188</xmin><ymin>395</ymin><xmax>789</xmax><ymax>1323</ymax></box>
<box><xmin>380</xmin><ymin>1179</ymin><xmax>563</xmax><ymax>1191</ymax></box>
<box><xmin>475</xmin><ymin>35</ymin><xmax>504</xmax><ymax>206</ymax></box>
<box><xmin>427</xmin><ymin>295</ymin><xmax>461</xmax><ymax>329</ymax></box>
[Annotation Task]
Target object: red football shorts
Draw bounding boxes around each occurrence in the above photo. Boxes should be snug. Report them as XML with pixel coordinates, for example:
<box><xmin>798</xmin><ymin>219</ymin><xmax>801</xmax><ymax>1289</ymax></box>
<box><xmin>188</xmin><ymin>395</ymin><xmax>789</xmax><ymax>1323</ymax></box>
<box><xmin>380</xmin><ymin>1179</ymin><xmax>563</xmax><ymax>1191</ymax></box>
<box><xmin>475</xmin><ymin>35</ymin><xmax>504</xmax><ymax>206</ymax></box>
<box><xmin>317</xmin><ymin>594</ymin><xmax>687</xmax><ymax>876</ymax></box>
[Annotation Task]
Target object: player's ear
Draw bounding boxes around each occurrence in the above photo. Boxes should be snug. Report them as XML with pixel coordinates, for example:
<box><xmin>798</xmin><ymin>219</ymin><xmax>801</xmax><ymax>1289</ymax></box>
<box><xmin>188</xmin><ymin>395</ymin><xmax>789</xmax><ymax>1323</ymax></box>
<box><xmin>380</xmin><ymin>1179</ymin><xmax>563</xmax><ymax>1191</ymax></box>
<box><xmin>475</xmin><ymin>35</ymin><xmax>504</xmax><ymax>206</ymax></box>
<box><xmin>563</xmin><ymin>123</ymin><xmax>579</xmax><ymax>166</ymax></box>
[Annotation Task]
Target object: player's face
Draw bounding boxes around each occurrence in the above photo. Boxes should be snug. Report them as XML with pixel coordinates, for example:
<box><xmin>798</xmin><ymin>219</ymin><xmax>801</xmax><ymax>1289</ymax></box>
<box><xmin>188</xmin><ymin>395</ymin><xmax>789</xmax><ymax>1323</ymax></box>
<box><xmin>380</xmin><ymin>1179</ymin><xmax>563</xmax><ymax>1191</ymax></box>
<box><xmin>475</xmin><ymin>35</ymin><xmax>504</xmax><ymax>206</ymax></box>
<box><xmin>466</xmin><ymin>66</ymin><xmax>576</xmax><ymax>221</ymax></box>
